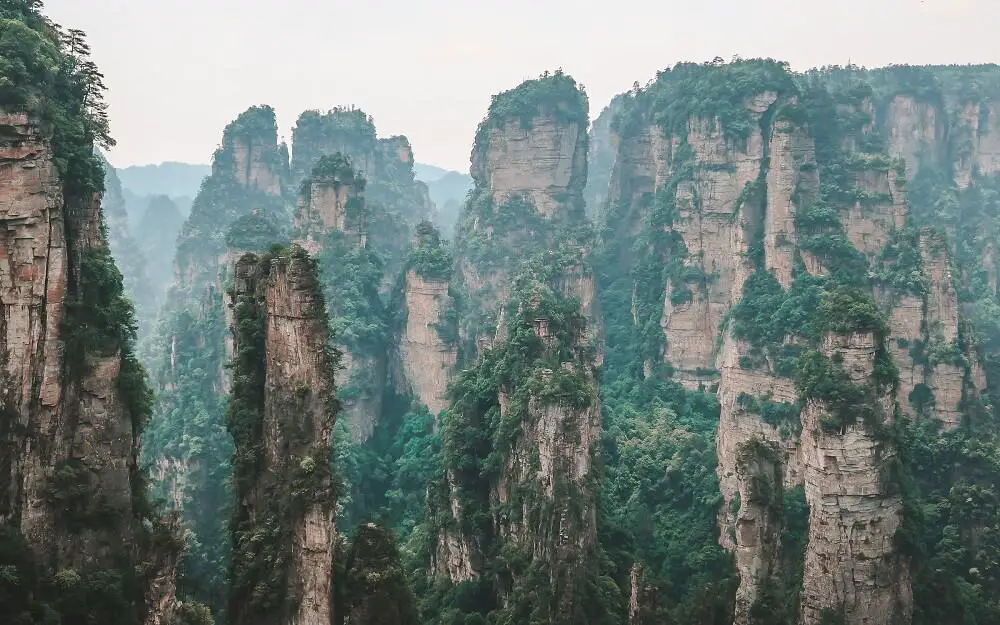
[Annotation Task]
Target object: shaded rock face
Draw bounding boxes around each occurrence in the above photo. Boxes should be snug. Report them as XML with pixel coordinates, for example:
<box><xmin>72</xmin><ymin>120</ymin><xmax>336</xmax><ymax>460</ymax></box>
<box><xmin>0</xmin><ymin>111</ymin><xmax>127</xmax><ymax>564</ymax></box>
<box><xmin>293</xmin><ymin>167</ymin><xmax>382</xmax><ymax>443</ymax></box>
<box><xmin>290</xmin><ymin>109</ymin><xmax>378</xmax><ymax>184</ymax></box>
<box><xmin>842</xmin><ymin>167</ymin><xmax>907</xmax><ymax>258</ymax></box>
<box><xmin>493</xmin><ymin>292</ymin><xmax>602</xmax><ymax>619</ymax></box>
<box><xmin>340</xmin><ymin>523</ymin><xmax>419</xmax><ymax>625</ymax></box>
<box><xmin>397</xmin><ymin>270</ymin><xmax>456</xmax><ymax>414</ymax></box>
<box><xmin>0</xmin><ymin>114</ymin><xmax>66</xmax><ymax>495</ymax></box>
<box><xmin>887</xmin><ymin>95</ymin><xmax>946</xmax><ymax>175</ymax></box>
<box><xmin>0</xmin><ymin>109</ymin><xmax>175</xmax><ymax>622</ymax></box>
<box><xmin>456</xmin><ymin>81</ymin><xmax>591</xmax><ymax>349</ymax></box>
<box><xmin>598</xmin><ymin>63</ymin><xmax>1000</xmax><ymax>624</ymax></box>
<box><xmin>295</xmin><ymin>164</ymin><xmax>364</xmax><ymax>251</ymax></box>
<box><xmin>731</xmin><ymin>438</ymin><xmax>784</xmax><ymax>625</ymax></box>
<box><xmin>495</xmin><ymin>379</ymin><xmax>601</xmax><ymax>575</ymax></box>
<box><xmin>289</xmin><ymin>110</ymin><xmax>431</xmax><ymax>229</ymax></box>
<box><xmin>716</xmin><ymin>334</ymin><xmax>802</xmax><ymax>625</ymax></box>
<box><xmin>584</xmin><ymin>95</ymin><xmax>626</xmax><ymax>219</ymax></box>
<box><xmin>229</xmin><ymin>249</ymin><xmax>337</xmax><ymax>625</ymax></box>
<box><xmin>221</xmin><ymin>123</ymin><xmax>286</xmax><ymax>197</ymax></box>
<box><xmin>298</xmin><ymin>180</ymin><xmax>351</xmax><ymax>234</ymax></box>
<box><xmin>955</xmin><ymin>101</ymin><xmax>1000</xmax><ymax>188</ymax></box>
<box><xmin>798</xmin><ymin>333</ymin><xmax>910</xmax><ymax>625</ymax></box>
<box><xmin>336</xmin><ymin>349</ymin><xmax>383</xmax><ymax>443</ymax></box>
<box><xmin>883</xmin><ymin>231</ymin><xmax>966</xmax><ymax>428</ymax></box>
<box><xmin>765</xmin><ymin>113</ymin><xmax>819</xmax><ymax>287</ymax></box>
<box><xmin>430</xmin><ymin>467</ymin><xmax>479</xmax><ymax>583</ymax></box>
<box><xmin>609</xmin><ymin>93</ymin><xmax>780</xmax><ymax>387</ymax></box>
<box><xmin>471</xmin><ymin>115</ymin><xmax>587</xmax><ymax>219</ymax></box>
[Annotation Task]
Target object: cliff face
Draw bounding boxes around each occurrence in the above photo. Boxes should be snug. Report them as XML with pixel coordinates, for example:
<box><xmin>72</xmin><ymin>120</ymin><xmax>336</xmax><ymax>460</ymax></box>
<box><xmin>143</xmin><ymin>105</ymin><xmax>291</xmax><ymax>616</ymax></box>
<box><xmin>455</xmin><ymin>72</ymin><xmax>592</xmax><ymax>346</ymax></box>
<box><xmin>393</xmin><ymin>221</ymin><xmax>457</xmax><ymax>415</ymax></box>
<box><xmin>339</xmin><ymin>523</ymin><xmax>419</xmax><ymax>625</ymax></box>
<box><xmin>0</xmin><ymin>108</ymin><xmax>100</xmax><ymax>557</ymax></box>
<box><xmin>289</xmin><ymin>112</ymin><xmax>435</xmax><ymax>443</ymax></box>
<box><xmin>797</xmin><ymin>332</ymin><xmax>909</xmax><ymax>625</ymax></box>
<box><xmin>174</xmin><ymin>106</ymin><xmax>288</xmax><ymax>290</ymax></box>
<box><xmin>228</xmin><ymin>247</ymin><xmax>338</xmax><ymax>625</ymax></box>
<box><xmin>584</xmin><ymin>95</ymin><xmax>625</xmax><ymax>218</ymax></box>
<box><xmin>0</xmin><ymin>97</ymin><xmax>174</xmax><ymax>622</ymax></box>
<box><xmin>295</xmin><ymin>153</ymin><xmax>366</xmax><ymax>250</ymax></box>
<box><xmin>398</xmin><ymin>269</ymin><xmax>456</xmax><ymax>415</ymax></box>
<box><xmin>293</xmin><ymin>155</ymin><xmax>384</xmax><ymax>442</ymax></box>
<box><xmin>599</xmin><ymin>61</ymin><xmax>1000</xmax><ymax>625</ymax></box>
<box><xmin>291</xmin><ymin>108</ymin><xmax>378</xmax><ymax>185</ymax></box>
<box><xmin>882</xmin><ymin>229</ymin><xmax>966</xmax><ymax>428</ymax></box>
<box><xmin>431</xmin><ymin>259</ymin><xmax>603</xmax><ymax>623</ymax></box>
<box><xmin>426</xmin><ymin>73</ymin><xmax>605</xmax><ymax>624</ymax></box>
<box><xmin>290</xmin><ymin>108</ymin><xmax>432</xmax><ymax>247</ymax></box>
<box><xmin>222</xmin><ymin>116</ymin><xmax>287</xmax><ymax>197</ymax></box>
<box><xmin>470</xmin><ymin>111</ymin><xmax>586</xmax><ymax>220</ymax></box>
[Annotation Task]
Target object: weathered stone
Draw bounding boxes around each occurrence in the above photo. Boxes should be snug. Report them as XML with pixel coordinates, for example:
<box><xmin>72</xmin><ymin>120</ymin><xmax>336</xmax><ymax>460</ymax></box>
<box><xmin>798</xmin><ymin>332</ymin><xmax>911</xmax><ymax>625</ymax></box>
<box><xmin>765</xmin><ymin>113</ymin><xmax>818</xmax><ymax>288</ymax></box>
<box><xmin>886</xmin><ymin>95</ymin><xmax>945</xmax><ymax>174</ymax></box>
<box><xmin>471</xmin><ymin>116</ymin><xmax>586</xmax><ymax>219</ymax></box>
<box><xmin>230</xmin><ymin>249</ymin><xmax>337</xmax><ymax>625</ymax></box>
<box><xmin>658</xmin><ymin>96</ymin><xmax>776</xmax><ymax>386</ymax></box>
<box><xmin>396</xmin><ymin>270</ymin><xmax>456</xmax><ymax>415</ymax></box>
<box><xmin>229</xmin><ymin>137</ymin><xmax>284</xmax><ymax>196</ymax></box>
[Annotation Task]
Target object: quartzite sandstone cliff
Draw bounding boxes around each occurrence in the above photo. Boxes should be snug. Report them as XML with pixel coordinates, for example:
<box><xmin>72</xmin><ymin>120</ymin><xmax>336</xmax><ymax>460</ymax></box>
<box><xmin>228</xmin><ymin>248</ymin><xmax>338</xmax><ymax>625</ymax></box>
<box><xmin>0</xmin><ymin>107</ymin><xmax>176</xmax><ymax>622</ymax></box>
<box><xmin>600</xmin><ymin>62</ymin><xmax>1000</xmax><ymax>625</ymax></box>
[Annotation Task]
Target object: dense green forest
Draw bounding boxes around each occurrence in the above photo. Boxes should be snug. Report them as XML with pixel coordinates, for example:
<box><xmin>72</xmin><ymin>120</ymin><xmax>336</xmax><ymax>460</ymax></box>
<box><xmin>5</xmin><ymin>1</ymin><xmax>1000</xmax><ymax>623</ymax></box>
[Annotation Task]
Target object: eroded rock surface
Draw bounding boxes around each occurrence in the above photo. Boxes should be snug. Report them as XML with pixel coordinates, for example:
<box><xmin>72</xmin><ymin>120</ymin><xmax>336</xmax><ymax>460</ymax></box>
<box><xmin>798</xmin><ymin>332</ymin><xmax>910</xmax><ymax>625</ymax></box>
<box><xmin>398</xmin><ymin>270</ymin><xmax>456</xmax><ymax>415</ymax></box>
<box><xmin>229</xmin><ymin>249</ymin><xmax>337</xmax><ymax>625</ymax></box>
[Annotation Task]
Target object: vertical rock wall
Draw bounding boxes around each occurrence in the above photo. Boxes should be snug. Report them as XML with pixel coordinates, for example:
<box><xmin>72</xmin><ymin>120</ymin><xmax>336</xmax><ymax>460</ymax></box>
<box><xmin>456</xmin><ymin>74</ymin><xmax>592</xmax><ymax>346</ymax></box>
<box><xmin>293</xmin><ymin>159</ymin><xmax>382</xmax><ymax>442</ymax></box>
<box><xmin>798</xmin><ymin>333</ymin><xmax>910</xmax><ymax>625</ymax></box>
<box><xmin>1</xmin><ymin>107</ymin><xmax>174</xmax><ymax>620</ymax></box>
<box><xmin>229</xmin><ymin>248</ymin><xmax>337</xmax><ymax>625</ymax></box>
<box><xmin>398</xmin><ymin>270</ymin><xmax>456</xmax><ymax>415</ymax></box>
<box><xmin>651</xmin><ymin>94</ymin><xmax>779</xmax><ymax>387</ymax></box>
<box><xmin>471</xmin><ymin>115</ymin><xmax>587</xmax><ymax>219</ymax></box>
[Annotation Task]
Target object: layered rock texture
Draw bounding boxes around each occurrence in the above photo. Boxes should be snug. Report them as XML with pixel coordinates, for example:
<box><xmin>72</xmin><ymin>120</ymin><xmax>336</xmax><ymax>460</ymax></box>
<box><xmin>598</xmin><ymin>61</ymin><xmax>1000</xmax><ymax>625</ymax></box>
<box><xmin>430</xmin><ymin>261</ymin><xmax>603</xmax><ymax>623</ymax></box>
<box><xmin>797</xmin><ymin>332</ymin><xmax>909</xmax><ymax>625</ymax></box>
<box><xmin>0</xmin><ymin>94</ymin><xmax>175</xmax><ymax>623</ymax></box>
<box><xmin>397</xmin><ymin>269</ymin><xmax>455</xmax><ymax>414</ymax></box>
<box><xmin>288</xmin><ymin>110</ymin><xmax>437</xmax><ymax>442</ymax></box>
<box><xmin>142</xmin><ymin>105</ymin><xmax>292</xmax><ymax>614</ymax></box>
<box><xmin>396</xmin><ymin>222</ymin><xmax>457</xmax><ymax>415</ymax></box>
<box><xmin>227</xmin><ymin>247</ymin><xmax>338</xmax><ymax>625</ymax></box>
<box><xmin>471</xmin><ymin>106</ymin><xmax>586</xmax><ymax>221</ymax></box>
<box><xmin>289</xmin><ymin>107</ymin><xmax>433</xmax><ymax>254</ymax></box>
<box><xmin>294</xmin><ymin>155</ymin><xmax>384</xmax><ymax>442</ymax></box>
<box><xmin>426</xmin><ymin>73</ymin><xmax>606</xmax><ymax>624</ymax></box>
<box><xmin>454</xmin><ymin>71</ymin><xmax>594</xmax><ymax>346</ymax></box>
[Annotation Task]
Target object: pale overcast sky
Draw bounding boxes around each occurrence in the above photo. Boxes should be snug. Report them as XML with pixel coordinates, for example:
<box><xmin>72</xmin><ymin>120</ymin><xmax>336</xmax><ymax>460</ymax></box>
<box><xmin>44</xmin><ymin>0</ymin><xmax>999</xmax><ymax>172</ymax></box>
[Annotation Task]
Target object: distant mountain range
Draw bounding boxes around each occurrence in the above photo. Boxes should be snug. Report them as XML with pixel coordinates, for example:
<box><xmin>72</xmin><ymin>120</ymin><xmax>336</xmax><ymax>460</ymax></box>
<box><xmin>111</xmin><ymin>160</ymin><xmax>472</xmax><ymax>235</ymax></box>
<box><xmin>116</xmin><ymin>162</ymin><xmax>211</xmax><ymax>199</ymax></box>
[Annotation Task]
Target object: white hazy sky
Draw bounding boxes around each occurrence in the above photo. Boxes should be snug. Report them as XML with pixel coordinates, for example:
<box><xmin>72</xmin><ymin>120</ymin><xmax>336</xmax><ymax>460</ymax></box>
<box><xmin>44</xmin><ymin>0</ymin><xmax>999</xmax><ymax>172</ymax></box>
